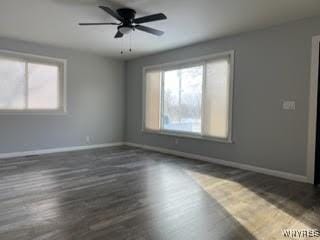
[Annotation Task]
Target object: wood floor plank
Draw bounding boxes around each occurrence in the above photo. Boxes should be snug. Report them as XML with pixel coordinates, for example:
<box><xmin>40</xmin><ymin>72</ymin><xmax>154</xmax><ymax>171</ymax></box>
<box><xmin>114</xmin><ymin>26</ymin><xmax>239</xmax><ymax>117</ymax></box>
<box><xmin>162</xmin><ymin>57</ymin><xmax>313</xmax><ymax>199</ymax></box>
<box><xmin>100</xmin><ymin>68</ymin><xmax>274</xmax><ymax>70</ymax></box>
<box><xmin>0</xmin><ymin>146</ymin><xmax>319</xmax><ymax>239</ymax></box>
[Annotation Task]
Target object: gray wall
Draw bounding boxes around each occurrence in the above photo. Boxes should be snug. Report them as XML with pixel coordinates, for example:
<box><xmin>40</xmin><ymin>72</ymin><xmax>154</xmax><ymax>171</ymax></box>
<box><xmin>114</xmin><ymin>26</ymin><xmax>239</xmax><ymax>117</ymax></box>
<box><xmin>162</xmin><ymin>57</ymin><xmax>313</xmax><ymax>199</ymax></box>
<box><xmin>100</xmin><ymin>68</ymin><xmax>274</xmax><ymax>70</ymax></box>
<box><xmin>0</xmin><ymin>37</ymin><xmax>125</xmax><ymax>153</ymax></box>
<box><xmin>125</xmin><ymin>16</ymin><xmax>320</xmax><ymax>176</ymax></box>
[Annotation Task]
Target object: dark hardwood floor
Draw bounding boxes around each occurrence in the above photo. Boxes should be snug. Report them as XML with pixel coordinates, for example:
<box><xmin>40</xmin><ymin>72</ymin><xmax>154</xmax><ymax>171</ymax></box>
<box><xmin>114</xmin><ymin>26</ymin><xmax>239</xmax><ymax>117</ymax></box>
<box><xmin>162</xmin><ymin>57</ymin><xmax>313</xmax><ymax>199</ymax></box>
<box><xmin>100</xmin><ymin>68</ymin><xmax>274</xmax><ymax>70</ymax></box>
<box><xmin>0</xmin><ymin>146</ymin><xmax>319</xmax><ymax>240</ymax></box>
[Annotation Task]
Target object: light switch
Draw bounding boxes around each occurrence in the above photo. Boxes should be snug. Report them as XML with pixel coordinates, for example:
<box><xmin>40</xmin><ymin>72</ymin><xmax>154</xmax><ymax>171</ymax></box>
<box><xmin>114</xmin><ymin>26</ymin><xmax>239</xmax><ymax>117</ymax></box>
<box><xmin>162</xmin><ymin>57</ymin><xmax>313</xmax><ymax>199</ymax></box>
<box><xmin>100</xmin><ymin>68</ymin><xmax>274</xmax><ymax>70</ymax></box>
<box><xmin>282</xmin><ymin>101</ymin><xmax>295</xmax><ymax>110</ymax></box>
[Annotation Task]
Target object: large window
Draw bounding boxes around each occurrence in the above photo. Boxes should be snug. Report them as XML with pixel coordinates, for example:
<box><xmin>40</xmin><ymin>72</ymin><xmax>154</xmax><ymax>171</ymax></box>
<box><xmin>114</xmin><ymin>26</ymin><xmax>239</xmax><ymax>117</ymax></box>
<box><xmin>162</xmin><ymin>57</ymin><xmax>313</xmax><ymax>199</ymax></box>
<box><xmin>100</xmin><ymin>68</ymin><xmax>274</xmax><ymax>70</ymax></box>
<box><xmin>0</xmin><ymin>50</ymin><xmax>66</xmax><ymax>113</ymax></box>
<box><xmin>143</xmin><ymin>51</ymin><xmax>233</xmax><ymax>141</ymax></box>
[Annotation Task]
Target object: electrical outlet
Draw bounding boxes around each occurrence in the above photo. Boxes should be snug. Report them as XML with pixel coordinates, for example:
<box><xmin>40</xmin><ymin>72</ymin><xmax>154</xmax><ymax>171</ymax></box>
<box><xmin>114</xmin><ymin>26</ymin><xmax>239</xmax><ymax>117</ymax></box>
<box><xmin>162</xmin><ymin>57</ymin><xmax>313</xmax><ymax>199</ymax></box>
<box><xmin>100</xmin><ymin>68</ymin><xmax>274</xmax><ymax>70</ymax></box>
<box><xmin>86</xmin><ymin>136</ymin><xmax>91</xmax><ymax>144</ymax></box>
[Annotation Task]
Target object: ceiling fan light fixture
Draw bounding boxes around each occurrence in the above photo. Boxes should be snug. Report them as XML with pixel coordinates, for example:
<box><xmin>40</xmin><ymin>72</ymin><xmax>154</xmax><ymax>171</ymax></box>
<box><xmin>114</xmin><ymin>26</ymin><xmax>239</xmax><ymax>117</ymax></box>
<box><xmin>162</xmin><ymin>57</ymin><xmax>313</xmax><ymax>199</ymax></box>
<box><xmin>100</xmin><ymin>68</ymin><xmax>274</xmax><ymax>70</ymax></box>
<box><xmin>119</xmin><ymin>26</ymin><xmax>133</xmax><ymax>35</ymax></box>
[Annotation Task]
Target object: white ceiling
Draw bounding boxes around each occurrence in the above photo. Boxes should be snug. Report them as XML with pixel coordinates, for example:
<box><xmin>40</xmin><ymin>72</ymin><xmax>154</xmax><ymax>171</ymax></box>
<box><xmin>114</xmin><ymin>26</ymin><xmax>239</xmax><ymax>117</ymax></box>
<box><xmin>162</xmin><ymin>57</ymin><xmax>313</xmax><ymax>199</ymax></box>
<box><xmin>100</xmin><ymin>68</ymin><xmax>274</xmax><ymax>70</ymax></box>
<box><xmin>0</xmin><ymin>0</ymin><xmax>320</xmax><ymax>59</ymax></box>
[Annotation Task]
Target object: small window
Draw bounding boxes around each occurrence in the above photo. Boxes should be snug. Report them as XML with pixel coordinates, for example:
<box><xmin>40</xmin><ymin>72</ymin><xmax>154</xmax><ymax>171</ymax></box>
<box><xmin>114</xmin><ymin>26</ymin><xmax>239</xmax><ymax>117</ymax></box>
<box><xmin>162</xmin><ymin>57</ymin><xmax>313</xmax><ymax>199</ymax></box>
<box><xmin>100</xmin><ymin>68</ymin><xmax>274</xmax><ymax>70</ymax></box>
<box><xmin>143</xmin><ymin>51</ymin><xmax>234</xmax><ymax>142</ymax></box>
<box><xmin>0</xmin><ymin>50</ymin><xmax>66</xmax><ymax>113</ymax></box>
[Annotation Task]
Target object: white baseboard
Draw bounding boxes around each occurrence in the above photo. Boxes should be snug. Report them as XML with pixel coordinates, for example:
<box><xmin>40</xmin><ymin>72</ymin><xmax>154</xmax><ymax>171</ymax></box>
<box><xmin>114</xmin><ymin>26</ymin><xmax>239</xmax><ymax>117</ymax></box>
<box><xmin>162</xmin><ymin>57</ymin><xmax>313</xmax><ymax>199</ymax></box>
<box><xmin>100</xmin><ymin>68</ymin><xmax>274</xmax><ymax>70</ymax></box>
<box><xmin>125</xmin><ymin>142</ymin><xmax>309</xmax><ymax>183</ymax></box>
<box><xmin>0</xmin><ymin>142</ymin><xmax>124</xmax><ymax>159</ymax></box>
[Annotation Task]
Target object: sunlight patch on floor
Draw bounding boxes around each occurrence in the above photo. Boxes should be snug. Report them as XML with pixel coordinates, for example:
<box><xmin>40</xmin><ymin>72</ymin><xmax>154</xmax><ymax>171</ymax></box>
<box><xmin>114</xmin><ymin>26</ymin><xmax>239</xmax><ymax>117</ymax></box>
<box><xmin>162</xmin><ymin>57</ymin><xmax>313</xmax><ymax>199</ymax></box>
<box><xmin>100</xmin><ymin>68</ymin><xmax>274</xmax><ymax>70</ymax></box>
<box><xmin>185</xmin><ymin>170</ymin><xmax>315</xmax><ymax>240</ymax></box>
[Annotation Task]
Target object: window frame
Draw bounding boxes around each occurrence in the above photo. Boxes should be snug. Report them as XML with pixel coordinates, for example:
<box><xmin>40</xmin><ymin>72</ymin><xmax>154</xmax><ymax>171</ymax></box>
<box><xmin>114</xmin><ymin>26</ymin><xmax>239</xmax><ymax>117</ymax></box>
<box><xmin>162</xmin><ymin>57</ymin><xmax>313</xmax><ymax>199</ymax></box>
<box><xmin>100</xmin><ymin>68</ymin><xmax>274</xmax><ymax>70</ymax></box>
<box><xmin>142</xmin><ymin>50</ymin><xmax>234</xmax><ymax>143</ymax></box>
<box><xmin>0</xmin><ymin>49</ymin><xmax>67</xmax><ymax>115</ymax></box>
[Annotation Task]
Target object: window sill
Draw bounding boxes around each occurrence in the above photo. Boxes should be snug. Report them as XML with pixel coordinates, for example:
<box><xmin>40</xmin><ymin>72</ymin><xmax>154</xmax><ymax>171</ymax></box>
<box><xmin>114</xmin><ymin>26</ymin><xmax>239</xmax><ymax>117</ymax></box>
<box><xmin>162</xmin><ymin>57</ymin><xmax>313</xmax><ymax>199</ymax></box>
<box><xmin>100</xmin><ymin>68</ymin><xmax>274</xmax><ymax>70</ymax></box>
<box><xmin>0</xmin><ymin>109</ymin><xmax>67</xmax><ymax>115</ymax></box>
<box><xmin>142</xmin><ymin>129</ymin><xmax>233</xmax><ymax>144</ymax></box>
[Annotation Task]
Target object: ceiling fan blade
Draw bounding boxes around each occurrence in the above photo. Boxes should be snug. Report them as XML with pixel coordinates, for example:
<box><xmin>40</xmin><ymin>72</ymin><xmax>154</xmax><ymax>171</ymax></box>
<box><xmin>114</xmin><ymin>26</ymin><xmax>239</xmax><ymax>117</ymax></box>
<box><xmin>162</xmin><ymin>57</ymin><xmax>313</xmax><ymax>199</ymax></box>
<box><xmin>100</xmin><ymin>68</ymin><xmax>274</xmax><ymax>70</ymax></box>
<box><xmin>133</xmin><ymin>13</ymin><xmax>167</xmax><ymax>24</ymax></box>
<box><xmin>79</xmin><ymin>22</ymin><xmax>119</xmax><ymax>26</ymax></box>
<box><xmin>99</xmin><ymin>6</ymin><xmax>123</xmax><ymax>22</ymax></box>
<box><xmin>114</xmin><ymin>31</ymin><xmax>124</xmax><ymax>38</ymax></box>
<box><xmin>135</xmin><ymin>25</ymin><xmax>164</xmax><ymax>36</ymax></box>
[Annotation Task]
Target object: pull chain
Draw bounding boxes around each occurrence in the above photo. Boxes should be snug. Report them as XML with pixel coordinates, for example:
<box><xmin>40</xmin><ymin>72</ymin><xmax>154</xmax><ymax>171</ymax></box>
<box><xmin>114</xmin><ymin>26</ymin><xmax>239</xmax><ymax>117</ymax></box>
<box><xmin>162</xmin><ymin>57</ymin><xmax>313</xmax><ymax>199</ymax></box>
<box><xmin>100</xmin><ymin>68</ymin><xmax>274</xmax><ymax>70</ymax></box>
<box><xmin>120</xmin><ymin>36</ymin><xmax>124</xmax><ymax>55</ymax></box>
<box><xmin>129</xmin><ymin>32</ymin><xmax>132</xmax><ymax>52</ymax></box>
<box><xmin>119</xmin><ymin>32</ymin><xmax>134</xmax><ymax>55</ymax></box>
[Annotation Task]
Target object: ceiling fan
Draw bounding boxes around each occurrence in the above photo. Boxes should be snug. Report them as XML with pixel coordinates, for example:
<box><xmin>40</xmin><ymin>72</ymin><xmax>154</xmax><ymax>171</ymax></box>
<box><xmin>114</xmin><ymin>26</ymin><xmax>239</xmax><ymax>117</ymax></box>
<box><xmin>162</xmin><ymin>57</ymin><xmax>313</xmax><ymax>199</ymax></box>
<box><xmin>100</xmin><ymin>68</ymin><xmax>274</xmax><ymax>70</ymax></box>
<box><xmin>79</xmin><ymin>6</ymin><xmax>167</xmax><ymax>38</ymax></box>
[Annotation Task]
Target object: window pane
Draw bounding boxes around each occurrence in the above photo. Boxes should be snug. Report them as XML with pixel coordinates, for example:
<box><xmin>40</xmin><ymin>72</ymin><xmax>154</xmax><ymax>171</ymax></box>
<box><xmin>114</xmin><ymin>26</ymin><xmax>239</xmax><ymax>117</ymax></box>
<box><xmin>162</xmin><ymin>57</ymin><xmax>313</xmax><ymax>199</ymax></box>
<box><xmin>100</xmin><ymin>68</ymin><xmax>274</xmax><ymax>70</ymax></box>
<box><xmin>203</xmin><ymin>58</ymin><xmax>230</xmax><ymax>138</ymax></box>
<box><xmin>28</xmin><ymin>63</ymin><xmax>59</xmax><ymax>109</ymax></box>
<box><xmin>163</xmin><ymin>65</ymin><xmax>202</xmax><ymax>133</ymax></box>
<box><xmin>145</xmin><ymin>70</ymin><xmax>161</xmax><ymax>130</ymax></box>
<box><xmin>0</xmin><ymin>57</ymin><xmax>26</xmax><ymax>109</ymax></box>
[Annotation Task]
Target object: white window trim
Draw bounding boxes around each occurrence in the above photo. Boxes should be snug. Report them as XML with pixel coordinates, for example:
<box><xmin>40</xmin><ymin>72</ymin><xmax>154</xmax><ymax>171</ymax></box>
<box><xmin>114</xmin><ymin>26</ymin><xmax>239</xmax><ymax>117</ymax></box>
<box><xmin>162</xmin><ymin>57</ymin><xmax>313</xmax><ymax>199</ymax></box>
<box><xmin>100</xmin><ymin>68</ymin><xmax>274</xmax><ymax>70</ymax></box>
<box><xmin>142</xmin><ymin>50</ymin><xmax>234</xmax><ymax>144</ymax></box>
<box><xmin>0</xmin><ymin>49</ymin><xmax>67</xmax><ymax>115</ymax></box>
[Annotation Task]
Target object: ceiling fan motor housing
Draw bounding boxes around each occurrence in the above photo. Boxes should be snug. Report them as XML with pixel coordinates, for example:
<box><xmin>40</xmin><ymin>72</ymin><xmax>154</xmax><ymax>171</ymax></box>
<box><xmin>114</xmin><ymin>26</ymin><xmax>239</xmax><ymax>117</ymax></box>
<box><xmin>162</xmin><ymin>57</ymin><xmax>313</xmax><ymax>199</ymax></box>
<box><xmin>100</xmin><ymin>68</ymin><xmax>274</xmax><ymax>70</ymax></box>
<box><xmin>117</xmin><ymin>8</ymin><xmax>136</xmax><ymax>23</ymax></box>
<box><xmin>117</xmin><ymin>8</ymin><xmax>136</xmax><ymax>34</ymax></box>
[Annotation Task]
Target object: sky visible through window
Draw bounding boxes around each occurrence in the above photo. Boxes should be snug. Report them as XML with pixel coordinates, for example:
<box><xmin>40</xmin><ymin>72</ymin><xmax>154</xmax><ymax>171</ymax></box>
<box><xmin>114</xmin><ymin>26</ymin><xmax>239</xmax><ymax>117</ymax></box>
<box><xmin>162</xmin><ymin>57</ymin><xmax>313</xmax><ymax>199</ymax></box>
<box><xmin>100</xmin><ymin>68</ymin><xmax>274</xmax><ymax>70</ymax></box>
<box><xmin>163</xmin><ymin>65</ymin><xmax>203</xmax><ymax>133</ymax></box>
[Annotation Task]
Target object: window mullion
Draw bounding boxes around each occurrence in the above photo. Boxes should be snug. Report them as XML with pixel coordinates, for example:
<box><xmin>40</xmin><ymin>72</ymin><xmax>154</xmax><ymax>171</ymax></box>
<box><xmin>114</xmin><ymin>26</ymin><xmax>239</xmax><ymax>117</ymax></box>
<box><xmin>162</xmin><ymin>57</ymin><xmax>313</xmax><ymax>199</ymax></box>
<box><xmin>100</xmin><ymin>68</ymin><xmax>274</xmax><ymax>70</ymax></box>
<box><xmin>201</xmin><ymin>62</ymin><xmax>207</xmax><ymax>136</ymax></box>
<box><xmin>160</xmin><ymin>69</ymin><xmax>164</xmax><ymax>130</ymax></box>
<box><xmin>25</xmin><ymin>62</ymin><xmax>28</xmax><ymax>110</ymax></box>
